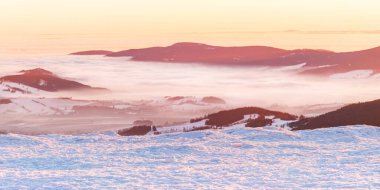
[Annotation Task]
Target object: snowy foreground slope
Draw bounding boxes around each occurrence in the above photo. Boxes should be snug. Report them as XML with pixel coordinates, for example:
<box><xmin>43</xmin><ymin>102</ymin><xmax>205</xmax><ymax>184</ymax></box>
<box><xmin>0</xmin><ymin>125</ymin><xmax>379</xmax><ymax>189</ymax></box>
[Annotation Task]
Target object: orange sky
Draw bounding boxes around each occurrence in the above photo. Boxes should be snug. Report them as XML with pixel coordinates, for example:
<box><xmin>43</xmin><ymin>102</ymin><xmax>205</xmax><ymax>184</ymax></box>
<box><xmin>1</xmin><ymin>0</ymin><xmax>380</xmax><ymax>54</ymax></box>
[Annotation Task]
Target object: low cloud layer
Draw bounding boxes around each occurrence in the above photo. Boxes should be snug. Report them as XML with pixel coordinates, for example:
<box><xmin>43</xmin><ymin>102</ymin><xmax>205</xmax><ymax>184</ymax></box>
<box><xmin>1</xmin><ymin>55</ymin><xmax>380</xmax><ymax>107</ymax></box>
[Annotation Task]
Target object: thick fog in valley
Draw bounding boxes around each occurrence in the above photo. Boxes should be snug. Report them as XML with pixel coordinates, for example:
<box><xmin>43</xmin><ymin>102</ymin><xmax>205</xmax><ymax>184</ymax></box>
<box><xmin>1</xmin><ymin>54</ymin><xmax>379</xmax><ymax>107</ymax></box>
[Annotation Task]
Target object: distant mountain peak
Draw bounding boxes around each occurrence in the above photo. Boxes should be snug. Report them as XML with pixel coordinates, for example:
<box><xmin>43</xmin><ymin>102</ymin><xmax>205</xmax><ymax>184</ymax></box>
<box><xmin>170</xmin><ymin>42</ymin><xmax>210</xmax><ymax>47</ymax></box>
<box><xmin>19</xmin><ymin>68</ymin><xmax>54</xmax><ymax>76</ymax></box>
<box><xmin>0</xmin><ymin>68</ymin><xmax>108</xmax><ymax>92</ymax></box>
<box><xmin>70</xmin><ymin>50</ymin><xmax>114</xmax><ymax>55</ymax></box>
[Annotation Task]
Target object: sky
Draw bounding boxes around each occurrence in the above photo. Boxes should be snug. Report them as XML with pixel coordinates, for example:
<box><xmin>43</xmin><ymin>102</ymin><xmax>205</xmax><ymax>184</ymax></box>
<box><xmin>1</xmin><ymin>0</ymin><xmax>380</xmax><ymax>54</ymax></box>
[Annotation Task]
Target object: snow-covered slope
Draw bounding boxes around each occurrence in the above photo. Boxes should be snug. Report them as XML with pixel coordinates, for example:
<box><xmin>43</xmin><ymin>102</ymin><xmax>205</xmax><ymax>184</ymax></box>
<box><xmin>0</xmin><ymin>68</ymin><xmax>108</xmax><ymax>92</ymax></box>
<box><xmin>330</xmin><ymin>69</ymin><xmax>374</xmax><ymax>79</ymax></box>
<box><xmin>0</xmin><ymin>81</ymin><xmax>50</xmax><ymax>97</ymax></box>
<box><xmin>0</xmin><ymin>98</ymin><xmax>91</xmax><ymax>115</ymax></box>
<box><xmin>151</xmin><ymin>112</ymin><xmax>297</xmax><ymax>135</ymax></box>
<box><xmin>156</xmin><ymin>119</ymin><xmax>209</xmax><ymax>134</ymax></box>
<box><xmin>1</xmin><ymin>125</ymin><xmax>379</xmax><ymax>189</ymax></box>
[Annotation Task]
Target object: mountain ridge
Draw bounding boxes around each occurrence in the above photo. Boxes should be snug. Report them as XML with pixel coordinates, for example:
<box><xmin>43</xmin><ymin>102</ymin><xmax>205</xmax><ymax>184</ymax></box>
<box><xmin>290</xmin><ymin>99</ymin><xmax>380</xmax><ymax>130</ymax></box>
<box><xmin>71</xmin><ymin>42</ymin><xmax>380</xmax><ymax>76</ymax></box>
<box><xmin>0</xmin><ymin>68</ymin><xmax>108</xmax><ymax>92</ymax></box>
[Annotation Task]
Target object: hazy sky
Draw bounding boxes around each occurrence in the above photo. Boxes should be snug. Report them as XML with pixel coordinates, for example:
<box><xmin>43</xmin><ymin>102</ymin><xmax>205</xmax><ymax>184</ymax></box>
<box><xmin>1</xmin><ymin>0</ymin><xmax>380</xmax><ymax>54</ymax></box>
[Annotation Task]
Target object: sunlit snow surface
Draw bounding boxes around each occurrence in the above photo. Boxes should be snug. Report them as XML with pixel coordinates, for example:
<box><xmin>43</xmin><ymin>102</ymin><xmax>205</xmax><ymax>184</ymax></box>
<box><xmin>1</xmin><ymin>126</ymin><xmax>380</xmax><ymax>189</ymax></box>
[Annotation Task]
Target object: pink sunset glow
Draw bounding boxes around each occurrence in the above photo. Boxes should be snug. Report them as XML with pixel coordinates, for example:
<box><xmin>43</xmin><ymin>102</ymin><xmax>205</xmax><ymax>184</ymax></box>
<box><xmin>1</xmin><ymin>1</ymin><xmax>380</xmax><ymax>189</ymax></box>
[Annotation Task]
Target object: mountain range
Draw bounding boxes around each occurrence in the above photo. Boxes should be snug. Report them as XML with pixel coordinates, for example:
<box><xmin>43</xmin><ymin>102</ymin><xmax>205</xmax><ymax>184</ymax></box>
<box><xmin>72</xmin><ymin>42</ymin><xmax>380</xmax><ymax>76</ymax></box>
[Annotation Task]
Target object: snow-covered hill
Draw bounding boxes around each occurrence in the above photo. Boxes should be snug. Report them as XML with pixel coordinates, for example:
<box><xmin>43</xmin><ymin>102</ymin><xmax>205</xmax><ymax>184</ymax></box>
<box><xmin>0</xmin><ymin>81</ymin><xmax>50</xmax><ymax>97</ymax></box>
<box><xmin>119</xmin><ymin>108</ymin><xmax>298</xmax><ymax>136</ymax></box>
<box><xmin>0</xmin><ymin>98</ymin><xmax>91</xmax><ymax>115</ymax></box>
<box><xmin>1</xmin><ymin>125</ymin><xmax>379</xmax><ymax>189</ymax></box>
<box><xmin>0</xmin><ymin>68</ymin><xmax>108</xmax><ymax>92</ymax></box>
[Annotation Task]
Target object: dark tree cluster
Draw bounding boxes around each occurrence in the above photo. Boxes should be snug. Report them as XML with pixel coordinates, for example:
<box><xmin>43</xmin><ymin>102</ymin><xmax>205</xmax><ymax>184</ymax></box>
<box><xmin>291</xmin><ymin>99</ymin><xmax>380</xmax><ymax>130</ymax></box>
<box><xmin>204</xmin><ymin>107</ymin><xmax>297</xmax><ymax>126</ymax></box>
<box><xmin>117</xmin><ymin>125</ymin><xmax>152</xmax><ymax>136</ymax></box>
<box><xmin>245</xmin><ymin>115</ymin><xmax>273</xmax><ymax>128</ymax></box>
<box><xmin>0</xmin><ymin>99</ymin><xmax>12</xmax><ymax>104</ymax></box>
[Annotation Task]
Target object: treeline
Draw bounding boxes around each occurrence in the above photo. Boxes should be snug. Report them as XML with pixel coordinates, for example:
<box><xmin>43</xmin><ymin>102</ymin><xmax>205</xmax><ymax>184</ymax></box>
<box><xmin>0</xmin><ymin>99</ymin><xmax>12</xmax><ymax>104</ymax></box>
<box><xmin>245</xmin><ymin>115</ymin><xmax>273</xmax><ymax>128</ymax></box>
<box><xmin>291</xmin><ymin>99</ymin><xmax>380</xmax><ymax>130</ymax></box>
<box><xmin>190</xmin><ymin>107</ymin><xmax>297</xmax><ymax>127</ymax></box>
